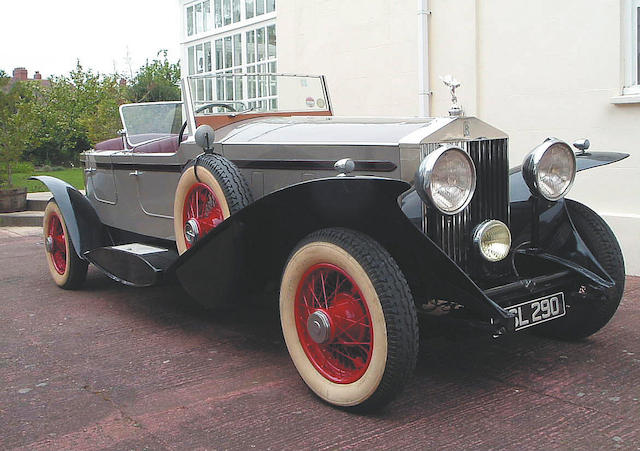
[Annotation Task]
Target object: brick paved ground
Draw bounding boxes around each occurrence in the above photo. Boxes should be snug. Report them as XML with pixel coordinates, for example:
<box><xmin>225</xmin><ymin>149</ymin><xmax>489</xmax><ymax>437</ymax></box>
<box><xmin>1</xmin><ymin>228</ymin><xmax>638</xmax><ymax>450</ymax></box>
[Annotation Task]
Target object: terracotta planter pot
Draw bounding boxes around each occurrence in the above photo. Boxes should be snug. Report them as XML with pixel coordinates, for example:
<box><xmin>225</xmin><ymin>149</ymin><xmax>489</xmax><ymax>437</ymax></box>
<box><xmin>0</xmin><ymin>187</ymin><xmax>28</xmax><ymax>213</ymax></box>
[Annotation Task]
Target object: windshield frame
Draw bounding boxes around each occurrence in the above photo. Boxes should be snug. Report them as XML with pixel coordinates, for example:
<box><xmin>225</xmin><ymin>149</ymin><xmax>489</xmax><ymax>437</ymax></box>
<box><xmin>119</xmin><ymin>101</ymin><xmax>185</xmax><ymax>149</ymax></box>
<box><xmin>185</xmin><ymin>73</ymin><xmax>332</xmax><ymax>117</ymax></box>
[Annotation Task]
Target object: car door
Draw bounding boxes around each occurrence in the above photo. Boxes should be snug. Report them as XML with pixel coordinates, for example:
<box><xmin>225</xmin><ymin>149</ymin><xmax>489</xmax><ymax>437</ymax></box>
<box><xmin>85</xmin><ymin>150</ymin><xmax>117</xmax><ymax>204</ymax></box>
<box><xmin>119</xmin><ymin>100</ymin><xmax>187</xmax><ymax>239</ymax></box>
<box><xmin>133</xmin><ymin>150</ymin><xmax>183</xmax><ymax>219</ymax></box>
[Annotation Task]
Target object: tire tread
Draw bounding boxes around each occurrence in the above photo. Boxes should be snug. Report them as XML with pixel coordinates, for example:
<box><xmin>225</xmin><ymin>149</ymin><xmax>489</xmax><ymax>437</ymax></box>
<box><xmin>293</xmin><ymin>228</ymin><xmax>419</xmax><ymax>411</ymax></box>
<box><xmin>192</xmin><ymin>154</ymin><xmax>253</xmax><ymax>214</ymax></box>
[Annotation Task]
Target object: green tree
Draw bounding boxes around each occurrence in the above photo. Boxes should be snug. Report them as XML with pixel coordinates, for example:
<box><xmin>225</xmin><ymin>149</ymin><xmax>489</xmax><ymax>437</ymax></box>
<box><xmin>3</xmin><ymin>51</ymin><xmax>181</xmax><ymax>168</ymax></box>
<box><xmin>0</xmin><ymin>75</ymin><xmax>39</xmax><ymax>186</ymax></box>
<box><xmin>26</xmin><ymin>63</ymin><xmax>129</xmax><ymax>164</ymax></box>
<box><xmin>127</xmin><ymin>50</ymin><xmax>181</xmax><ymax>103</ymax></box>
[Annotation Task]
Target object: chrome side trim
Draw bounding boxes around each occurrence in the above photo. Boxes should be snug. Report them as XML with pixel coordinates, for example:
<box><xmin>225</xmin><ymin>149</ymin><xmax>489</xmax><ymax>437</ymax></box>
<box><xmin>221</xmin><ymin>141</ymin><xmax>400</xmax><ymax>147</ymax></box>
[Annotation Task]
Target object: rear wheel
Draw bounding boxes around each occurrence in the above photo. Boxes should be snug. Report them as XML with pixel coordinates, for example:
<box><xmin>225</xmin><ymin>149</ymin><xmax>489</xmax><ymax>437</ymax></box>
<box><xmin>43</xmin><ymin>201</ymin><xmax>88</xmax><ymax>289</ymax></box>
<box><xmin>173</xmin><ymin>154</ymin><xmax>252</xmax><ymax>254</ymax></box>
<box><xmin>534</xmin><ymin>200</ymin><xmax>625</xmax><ymax>340</ymax></box>
<box><xmin>280</xmin><ymin>228</ymin><xmax>419</xmax><ymax>410</ymax></box>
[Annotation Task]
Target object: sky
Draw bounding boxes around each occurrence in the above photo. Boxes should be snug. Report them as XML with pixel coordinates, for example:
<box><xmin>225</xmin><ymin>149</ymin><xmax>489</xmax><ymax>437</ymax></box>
<box><xmin>0</xmin><ymin>0</ymin><xmax>182</xmax><ymax>79</ymax></box>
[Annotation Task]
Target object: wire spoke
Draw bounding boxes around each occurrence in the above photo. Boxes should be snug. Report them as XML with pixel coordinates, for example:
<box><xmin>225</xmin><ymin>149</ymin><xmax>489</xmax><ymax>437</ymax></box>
<box><xmin>320</xmin><ymin>270</ymin><xmax>328</xmax><ymax>308</ymax></box>
<box><xmin>310</xmin><ymin>274</ymin><xmax>321</xmax><ymax>308</ymax></box>
<box><xmin>302</xmin><ymin>294</ymin><xmax>313</xmax><ymax>315</ymax></box>
<box><xmin>329</xmin><ymin>346</ymin><xmax>361</xmax><ymax>364</ymax></box>
<box><xmin>333</xmin><ymin>340</ymin><xmax>371</xmax><ymax>346</ymax></box>
<box><xmin>326</xmin><ymin>273</ymin><xmax>348</xmax><ymax>305</ymax></box>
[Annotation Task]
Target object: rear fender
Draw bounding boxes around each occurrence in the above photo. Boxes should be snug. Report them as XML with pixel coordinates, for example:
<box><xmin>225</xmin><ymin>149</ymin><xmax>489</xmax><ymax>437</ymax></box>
<box><xmin>173</xmin><ymin>177</ymin><xmax>515</xmax><ymax>329</ymax></box>
<box><xmin>30</xmin><ymin>176</ymin><xmax>106</xmax><ymax>258</ymax></box>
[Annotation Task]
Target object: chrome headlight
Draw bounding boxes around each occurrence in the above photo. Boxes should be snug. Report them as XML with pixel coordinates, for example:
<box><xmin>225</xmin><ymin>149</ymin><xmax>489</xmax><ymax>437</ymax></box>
<box><xmin>415</xmin><ymin>145</ymin><xmax>476</xmax><ymax>215</ymax></box>
<box><xmin>522</xmin><ymin>139</ymin><xmax>576</xmax><ymax>201</ymax></box>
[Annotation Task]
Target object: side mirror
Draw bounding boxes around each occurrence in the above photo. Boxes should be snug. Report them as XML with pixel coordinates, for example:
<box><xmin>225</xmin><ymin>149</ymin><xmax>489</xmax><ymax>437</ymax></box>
<box><xmin>194</xmin><ymin>125</ymin><xmax>215</xmax><ymax>153</ymax></box>
<box><xmin>572</xmin><ymin>138</ymin><xmax>590</xmax><ymax>154</ymax></box>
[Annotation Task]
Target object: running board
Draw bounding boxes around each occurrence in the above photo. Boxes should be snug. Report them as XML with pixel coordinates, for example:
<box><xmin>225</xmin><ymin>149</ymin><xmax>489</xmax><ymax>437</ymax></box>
<box><xmin>84</xmin><ymin>243</ymin><xmax>179</xmax><ymax>287</ymax></box>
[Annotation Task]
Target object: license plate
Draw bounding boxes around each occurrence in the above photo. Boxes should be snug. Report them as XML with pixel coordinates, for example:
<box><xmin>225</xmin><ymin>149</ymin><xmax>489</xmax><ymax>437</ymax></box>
<box><xmin>507</xmin><ymin>292</ymin><xmax>566</xmax><ymax>331</ymax></box>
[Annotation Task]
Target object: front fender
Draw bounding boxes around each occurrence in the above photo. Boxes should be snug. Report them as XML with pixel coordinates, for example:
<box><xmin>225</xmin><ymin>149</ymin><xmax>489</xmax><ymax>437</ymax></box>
<box><xmin>173</xmin><ymin>177</ymin><xmax>515</xmax><ymax>329</ymax></box>
<box><xmin>510</xmin><ymin>150</ymin><xmax>629</xmax><ymax>202</ymax></box>
<box><xmin>29</xmin><ymin>176</ymin><xmax>106</xmax><ymax>258</ymax></box>
<box><xmin>508</xmin><ymin>150</ymin><xmax>627</xmax><ymax>287</ymax></box>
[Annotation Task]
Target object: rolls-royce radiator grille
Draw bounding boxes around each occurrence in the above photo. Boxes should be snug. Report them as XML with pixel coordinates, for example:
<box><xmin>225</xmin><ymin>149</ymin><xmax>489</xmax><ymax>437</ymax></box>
<box><xmin>421</xmin><ymin>138</ymin><xmax>509</xmax><ymax>273</ymax></box>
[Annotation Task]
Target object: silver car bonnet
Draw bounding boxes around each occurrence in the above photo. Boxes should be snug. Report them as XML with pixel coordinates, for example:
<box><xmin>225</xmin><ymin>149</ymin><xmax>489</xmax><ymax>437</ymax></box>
<box><xmin>216</xmin><ymin>115</ymin><xmax>508</xmax><ymax>181</ymax></box>
<box><xmin>217</xmin><ymin>115</ymin><xmax>506</xmax><ymax>146</ymax></box>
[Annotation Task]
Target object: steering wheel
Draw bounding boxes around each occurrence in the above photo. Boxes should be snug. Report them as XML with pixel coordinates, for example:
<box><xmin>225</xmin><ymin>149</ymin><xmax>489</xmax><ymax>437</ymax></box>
<box><xmin>195</xmin><ymin>103</ymin><xmax>237</xmax><ymax>113</ymax></box>
<box><xmin>178</xmin><ymin>103</ymin><xmax>239</xmax><ymax>145</ymax></box>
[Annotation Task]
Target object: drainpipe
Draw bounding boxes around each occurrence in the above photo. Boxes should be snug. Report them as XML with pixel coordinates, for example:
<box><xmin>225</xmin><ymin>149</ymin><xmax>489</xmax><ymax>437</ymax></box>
<box><xmin>417</xmin><ymin>0</ymin><xmax>431</xmax><ymax>117</ymax></box>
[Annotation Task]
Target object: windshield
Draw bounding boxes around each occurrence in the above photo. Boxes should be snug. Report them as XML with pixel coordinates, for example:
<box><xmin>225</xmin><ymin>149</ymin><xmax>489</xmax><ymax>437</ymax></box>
<box><xmin>119</xmin><ymin>102</ymin><xmax>183</xmax><ymax>146</ymax></box>
<box><xmin>187</xmin><ymin>74</ymin><xmax>329</xmax><ymax>115</ymax></box>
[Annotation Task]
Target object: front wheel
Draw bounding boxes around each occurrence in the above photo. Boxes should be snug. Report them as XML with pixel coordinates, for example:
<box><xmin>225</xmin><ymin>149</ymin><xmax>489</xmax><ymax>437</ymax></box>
<box><xmin>279</xmin><ymin>228</ymin><xmax>419</xmax><ymax>410</ymax></box>
<box><xmin>534</xmin><ymin>200</ymin><xmax>625</xmax><ymax>340</ymax></box>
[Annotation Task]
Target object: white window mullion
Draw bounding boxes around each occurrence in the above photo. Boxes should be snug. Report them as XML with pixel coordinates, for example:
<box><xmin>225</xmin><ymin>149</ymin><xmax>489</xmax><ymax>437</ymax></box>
<box><xmin>623</xmin><ymin>0</ymin><xmax>640</xmax><ymax>94</ymax></box>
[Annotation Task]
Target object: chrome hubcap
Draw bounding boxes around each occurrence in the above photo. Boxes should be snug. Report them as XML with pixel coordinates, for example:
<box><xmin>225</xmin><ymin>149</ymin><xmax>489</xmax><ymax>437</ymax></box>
<box><xmin>184</xmin><ymin>219</ymin><xmax>200</xmax><ymax>245</ymax></box>
<box><xmin>307</xmin><ymin>310</ymin><xmax>332</xmax><ymax>344</ymax></box>
<box><xmin>45</xmin><ymin>236</ymin><xmax>54</xmax><ymax>253</ymax></box>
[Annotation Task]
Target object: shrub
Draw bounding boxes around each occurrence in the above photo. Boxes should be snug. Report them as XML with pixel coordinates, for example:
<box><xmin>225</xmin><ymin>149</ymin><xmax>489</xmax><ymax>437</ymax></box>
<box><xmin>1</xmin><ymin>161</ymin><xmax>35</xmax><ymax>174</ymax></box>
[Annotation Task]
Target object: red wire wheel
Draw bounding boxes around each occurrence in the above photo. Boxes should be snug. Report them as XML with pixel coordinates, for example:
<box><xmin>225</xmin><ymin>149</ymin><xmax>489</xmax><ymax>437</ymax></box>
<box><xmin>281</xmin><ymin>229</ymin><xmax>419</xmax><ymax>409</ymax></box>
<box><xmin>294</xmin><ymin>263</ymin><xmax>374</xmax><ymax>384</ymax></box>
<box><xmin>182</xmin><ymin>182</ymin><xmax>224</xmax><ymax>250</ymax></box>
<box><xmin>47</xmin><ymin>212</ymin><xmax>67</xmax><ymax>275</ymax></box>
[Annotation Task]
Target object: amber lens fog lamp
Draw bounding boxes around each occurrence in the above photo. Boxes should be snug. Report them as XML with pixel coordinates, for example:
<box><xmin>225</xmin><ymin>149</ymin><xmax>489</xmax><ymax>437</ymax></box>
<box><xmin>522</xmin><ymin>139</ymin><xmax>576</xmax><ymax>201</ymax></box>
<box><xmin>474</xmin><ymin>220</ymin><xmax>511</xmax><ymax>262</ymax></box>
<box><xmin>415</xmin><ymin>145</ymin><xmax>477</xmax><ymax>215</ymax></box>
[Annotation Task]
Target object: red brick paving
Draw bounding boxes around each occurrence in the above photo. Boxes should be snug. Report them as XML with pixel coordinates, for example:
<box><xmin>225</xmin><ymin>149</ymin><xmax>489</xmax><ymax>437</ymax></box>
<box><xmin>1</xmin><ymin>231</ymin><xmax>639</xmax><ymax>450</ymax></box>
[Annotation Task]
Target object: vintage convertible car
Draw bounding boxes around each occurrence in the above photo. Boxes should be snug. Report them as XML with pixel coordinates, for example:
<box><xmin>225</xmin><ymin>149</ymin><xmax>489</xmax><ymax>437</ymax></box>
<box><xmin>33</xmin><ymin>73</ymin><xmax>628</xmax><ymax>410</ymax></box>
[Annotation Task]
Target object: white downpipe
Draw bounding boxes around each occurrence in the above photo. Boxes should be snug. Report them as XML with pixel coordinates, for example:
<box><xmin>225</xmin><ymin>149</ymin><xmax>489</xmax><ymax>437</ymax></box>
<box><xmin>417</xmin><ymin>0</ymin><xmax>431</xmax><ymax>117</ymax></box>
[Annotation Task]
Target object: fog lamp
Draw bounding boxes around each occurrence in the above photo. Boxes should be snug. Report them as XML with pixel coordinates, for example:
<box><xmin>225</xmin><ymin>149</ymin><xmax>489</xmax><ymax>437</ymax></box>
<box><xmin>473</xmin><ymin>220</ymin><xmax>511</xmax><ymax>262</ymax></box>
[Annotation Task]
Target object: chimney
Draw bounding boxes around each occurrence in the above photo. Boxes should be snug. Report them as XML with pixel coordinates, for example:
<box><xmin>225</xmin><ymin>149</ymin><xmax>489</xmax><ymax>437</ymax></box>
<box><xmin>34</xmin><ymin>71</ymin><xmax>42</xmax><ymax>80</ymax></box>
<box><xmin>12</xmin><ymin>67</ymin><xmax>28</xmax><ymax>81</ymax></box>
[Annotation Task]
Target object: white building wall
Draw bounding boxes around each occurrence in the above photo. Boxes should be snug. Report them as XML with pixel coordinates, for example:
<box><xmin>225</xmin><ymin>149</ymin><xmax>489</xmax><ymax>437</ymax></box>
<box><xmin>428</xmin><ymin>0</ymin><xmax>640</xmax><ymax>274</ymax></box>
<box><xmin>275</xmin><ymin>0</ymin><xmax>640</xmax><ymax>275</ymax></box>
<box><xmin>277</xmin><ymin>0</ymin><xmax>419</xmax><ymax>116</ymax></box>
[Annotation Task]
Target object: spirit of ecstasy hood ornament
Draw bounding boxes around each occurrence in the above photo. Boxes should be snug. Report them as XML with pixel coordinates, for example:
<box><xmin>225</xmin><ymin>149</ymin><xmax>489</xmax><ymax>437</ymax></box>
<box><xmin>440</xmin><ymin>75</ymin><xmax>464</xmax><ymax>117</ymax></box>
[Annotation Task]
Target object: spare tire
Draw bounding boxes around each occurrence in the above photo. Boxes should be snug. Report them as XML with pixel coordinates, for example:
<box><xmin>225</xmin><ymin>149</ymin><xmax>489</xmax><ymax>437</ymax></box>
<box><xmin>173</xmin><ymin>154</ymin><xmax>253</xmax><ymax>254</ymax></box>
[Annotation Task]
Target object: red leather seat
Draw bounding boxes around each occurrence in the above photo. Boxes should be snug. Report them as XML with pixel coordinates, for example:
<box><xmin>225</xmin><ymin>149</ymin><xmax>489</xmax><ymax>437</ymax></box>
<box><xmin>133</xmin><ymin>135</ymin><xmax>180</xmax><ymax>153</ymax></box>
<box><xmin>94</xmin><ymin>137</ymin><xmax>124</xmax><ymax>151</ymax></box>
<box><xmin>94</xmin><ymin>134</ymin><xmax>183</xmax><ymax>153</ymax></box>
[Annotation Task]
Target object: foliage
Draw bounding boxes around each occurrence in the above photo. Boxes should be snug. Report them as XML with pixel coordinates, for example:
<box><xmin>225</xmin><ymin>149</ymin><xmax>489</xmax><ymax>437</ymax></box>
<box><xmin>127</xmin><ymin>50</ymin><xmax>181</xmax><ymax>103</ymax></box>
<box><xmin>0</xmin><ymin>77</ymin><xmax>40</xmax><ymax>187</ymax></box>
<box><xmin>8</xmin><ymin>161</ymin><xmax>35</xmax><ymax>173</ymax></box>
<box><xmin>4</xmin><ymin>50</ymin><xmax>181</xmax><ymax>169</ymax></box>
<box><xmin>11</xmin><ymin>167</ymin><xmax>84</xmax><ymax>192</ymax></box>
<box><xmin>25</xmin><ymin>63</ymin><xmax>129</xmax><ymax>165</ymax></box>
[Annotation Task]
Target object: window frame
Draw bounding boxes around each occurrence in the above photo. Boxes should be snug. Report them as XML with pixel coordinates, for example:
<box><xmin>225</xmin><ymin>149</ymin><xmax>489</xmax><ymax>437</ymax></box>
<box><xmin>186</xmin><ymin>20</ymin><xmax>277</xmax><ymax>108</ymax></box>
<box><xmin>183</xmin><ymin>0</ymin><xmax>277</xmax><ymax>108</ymax></box>
<box><xmin>623</xmin><ymin>0</ymin><xmax>640</xmax><ymax>95</ymax></box>
<box><xmin>185</xmin><ymin>0</ymin><xmax>276</xmax><ymax>40</ymax></box>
